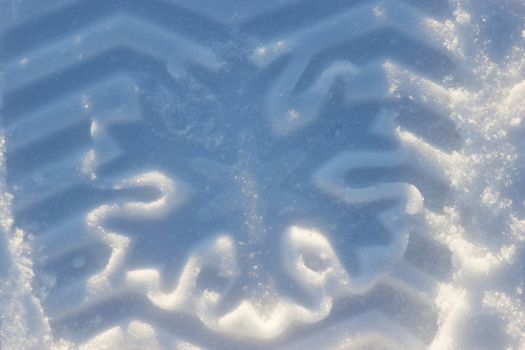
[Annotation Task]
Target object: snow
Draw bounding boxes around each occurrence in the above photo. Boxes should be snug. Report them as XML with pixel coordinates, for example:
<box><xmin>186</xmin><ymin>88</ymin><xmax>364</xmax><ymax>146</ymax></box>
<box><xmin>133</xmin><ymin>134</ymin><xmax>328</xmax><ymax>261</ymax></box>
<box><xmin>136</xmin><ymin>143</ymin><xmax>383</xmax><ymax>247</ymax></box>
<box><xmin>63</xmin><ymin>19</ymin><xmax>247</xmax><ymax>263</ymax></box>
<box><xmin>0</xmin><ymin>0</ymin><xmax>524</xmax><ymax>349</ymax></box>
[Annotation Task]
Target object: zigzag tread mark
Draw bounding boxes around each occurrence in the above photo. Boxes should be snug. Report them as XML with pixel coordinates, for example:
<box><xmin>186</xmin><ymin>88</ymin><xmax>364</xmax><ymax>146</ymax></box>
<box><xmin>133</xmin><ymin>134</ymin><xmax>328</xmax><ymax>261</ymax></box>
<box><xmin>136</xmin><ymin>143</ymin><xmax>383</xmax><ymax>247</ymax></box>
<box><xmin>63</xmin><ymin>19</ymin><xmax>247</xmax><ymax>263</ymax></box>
<box><xmin>0</xmin><ymin>0</ymin><xmax>228</xmax><ymax>60</ymax></box>
<box><xmin>0</xmin><ymin>0</ymin><xmax>461</xmax><ymax>348</ymax></box>
<box><xmin>4</xmin><ymin>13</ymin><xmax>223</xmax><ymax>92</ymax></box>
<box><xmin>241</xmin><ymin>0</ymin><xmax>452</xmax><ymax>39</ymax></box>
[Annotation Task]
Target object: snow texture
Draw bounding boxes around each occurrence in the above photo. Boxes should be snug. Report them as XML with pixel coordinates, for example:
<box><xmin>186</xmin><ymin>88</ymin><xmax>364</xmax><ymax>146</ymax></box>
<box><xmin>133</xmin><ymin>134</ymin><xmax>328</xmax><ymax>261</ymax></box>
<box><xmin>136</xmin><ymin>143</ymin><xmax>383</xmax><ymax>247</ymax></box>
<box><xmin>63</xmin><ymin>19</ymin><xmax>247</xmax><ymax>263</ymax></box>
<box><xmin>1</xmin><ymin>0</ymin><xmax>525</xmax><ymax>349</ymax></box>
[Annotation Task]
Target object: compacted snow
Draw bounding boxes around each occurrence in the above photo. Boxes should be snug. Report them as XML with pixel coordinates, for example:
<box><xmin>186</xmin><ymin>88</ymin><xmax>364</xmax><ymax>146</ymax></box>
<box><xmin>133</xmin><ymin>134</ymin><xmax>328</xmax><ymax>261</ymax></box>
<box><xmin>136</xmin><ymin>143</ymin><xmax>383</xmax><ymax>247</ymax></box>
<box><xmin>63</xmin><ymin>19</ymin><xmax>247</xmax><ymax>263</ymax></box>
<box><xmin>1</xmin><ymin>0</ymin><xmax>525</xmax><ymax>349</ymax></box>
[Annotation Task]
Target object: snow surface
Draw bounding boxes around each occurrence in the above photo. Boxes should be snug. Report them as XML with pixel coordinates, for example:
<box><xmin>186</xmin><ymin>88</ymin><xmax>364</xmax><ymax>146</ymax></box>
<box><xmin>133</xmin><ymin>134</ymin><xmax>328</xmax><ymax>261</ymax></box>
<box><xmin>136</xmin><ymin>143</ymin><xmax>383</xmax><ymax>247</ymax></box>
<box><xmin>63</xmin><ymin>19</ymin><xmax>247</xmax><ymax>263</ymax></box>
<box><xmin>1</xmin><ymin>0</ymin><xmax>525</xmax><ymax>349</ymax></box>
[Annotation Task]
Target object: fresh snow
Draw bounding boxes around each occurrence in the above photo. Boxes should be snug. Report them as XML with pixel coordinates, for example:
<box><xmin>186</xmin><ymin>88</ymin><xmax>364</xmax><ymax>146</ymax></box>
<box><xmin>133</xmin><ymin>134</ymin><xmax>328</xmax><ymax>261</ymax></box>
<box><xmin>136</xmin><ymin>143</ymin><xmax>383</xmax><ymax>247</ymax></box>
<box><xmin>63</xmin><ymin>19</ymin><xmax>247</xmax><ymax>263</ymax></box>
<box><xmin>1</xmin><ymin>0</ymin><xmax>525</xmax><ymax>349</ymax></box>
